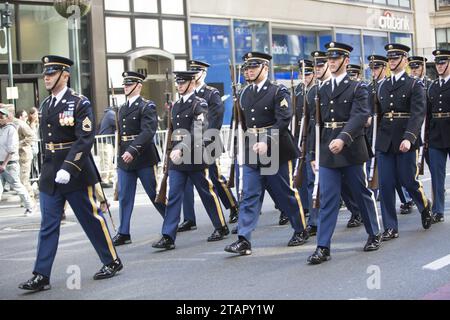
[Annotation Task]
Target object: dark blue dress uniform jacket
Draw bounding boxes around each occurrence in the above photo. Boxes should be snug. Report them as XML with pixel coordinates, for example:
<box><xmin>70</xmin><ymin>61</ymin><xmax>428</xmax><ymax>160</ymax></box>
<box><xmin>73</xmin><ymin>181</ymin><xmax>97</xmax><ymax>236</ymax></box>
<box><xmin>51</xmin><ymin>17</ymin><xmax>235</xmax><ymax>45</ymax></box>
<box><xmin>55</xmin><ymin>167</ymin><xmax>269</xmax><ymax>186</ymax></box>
<box><xmin>428</xmin><ymin>79</ymin><xmax>450</xmax><ymax>149</ymax></box>
<box><xmin>239</xmin><ymin>80</ymin><xmax>299</xmax><ymax>169</ymax></box>
<box><xmin>317</xmin><ymin>76</ymin><xmax>371</xmax><ymax>168</ymax></box>
<box><xmin>39</xmin><ymin>89</ymin><xmax>99</xmax><ymax>195</ymax></box>
<box><xmin>169</xmin><ymin>95</ymin><xmax>210</xmax><ymax>171</ymax></box>
<box><xmin>117</xmin><ymin>97</ymin><xmax>160</xmax><ymax>171</ymax></box>
<box><xmin>376</xmin><ymin>74</ymin><xmax>426</xmax><ymax>154</ymax></box>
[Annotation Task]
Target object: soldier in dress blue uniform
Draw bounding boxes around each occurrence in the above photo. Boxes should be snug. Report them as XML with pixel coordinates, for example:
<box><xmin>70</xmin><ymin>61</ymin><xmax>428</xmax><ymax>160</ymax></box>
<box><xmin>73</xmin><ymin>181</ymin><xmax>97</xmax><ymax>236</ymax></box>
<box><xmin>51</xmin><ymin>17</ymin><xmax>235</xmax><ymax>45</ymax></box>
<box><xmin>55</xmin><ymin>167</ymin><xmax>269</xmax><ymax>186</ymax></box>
<box><xmin>177</xmin><ymin>60</ymin><xmax>239</xmax><ymax>233</ymax></box>
<box><xmin>294</xmin><ymin>59</ymin><xmax>314</xmax><ymax>221</ymax></box>
<box><xmin>307</xmin><ymin>43</ymin><xmax>382</xmax><ymax>265</ymax></box>
<box><xmin>376</xmin><ymin>44</ymin><xmax>432</xmax><ymax>241</ymax></box>
<box><xmin>347</xmin><ymin>64</ymin><xmax>363</xmax><ymax>81</ymax></box>
<box><xmin>427</xmin><ymin>49</ymin><xmax>450</xmax><ymax>223</ymax></box>
<box><xmin>224</xmin><ymin>52</ymin><xmax>308</xmax><ymax>256</ymax></box>
<box><xmin>112</xmin><ymin>71</ymin><xmax>166</xmax><ymax>246</ymax></box>
<box><xmin>152</xmin><ymin>71</ymin><xmax>229</xmax><ymax>250</ymax></box>
<box><xmin>19</xmin><ymin>55</ymin><xmax>122</xmax><ymax>292</ymax></box>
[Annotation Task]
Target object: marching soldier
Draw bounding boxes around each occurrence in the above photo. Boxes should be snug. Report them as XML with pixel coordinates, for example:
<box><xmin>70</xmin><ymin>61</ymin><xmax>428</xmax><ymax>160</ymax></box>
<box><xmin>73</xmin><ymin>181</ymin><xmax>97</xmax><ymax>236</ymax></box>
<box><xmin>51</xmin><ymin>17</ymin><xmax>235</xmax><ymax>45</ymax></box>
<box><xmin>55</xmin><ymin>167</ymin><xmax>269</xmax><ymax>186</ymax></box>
<box><xmin>112</xmin><ymin>71</ymin><xmax>166</xmax><ymax>246</ymax></box>
<box><xmin>376</xmin><ymin>43</ymin><xmax>432</xmax><ymax>241</ymax></box>
<box><xmin>152</xmin><ymin>71</ymin><xmax>229</xmax><ymax>250</ymax></box>
<box><xmin>427</xmin><ymin>49</ymin><xmax>450</xmax><ymax>223</ymax></box>
<box><xmin>307</xmin><ymin>42</ymin><xmax>382</xmax><ymax>265</ymax></box>
<box><xmin>347</xmin><ymin>64</ymin><xmax>363</xmax><ymax>81</ymax></box>
<box><xmin>19</xmin><ymin>55</ymin><xmax>122</xmax><ymax>292</ymax></box>
<box><xmin>178</xmin><ymin>60</ymin><xmax>239</xmax><ymax>233</ymax></box>
<box><xmin>224</xmin><ymin>52</ymin><xmax>308</xmax><ymax>256</ymax></box>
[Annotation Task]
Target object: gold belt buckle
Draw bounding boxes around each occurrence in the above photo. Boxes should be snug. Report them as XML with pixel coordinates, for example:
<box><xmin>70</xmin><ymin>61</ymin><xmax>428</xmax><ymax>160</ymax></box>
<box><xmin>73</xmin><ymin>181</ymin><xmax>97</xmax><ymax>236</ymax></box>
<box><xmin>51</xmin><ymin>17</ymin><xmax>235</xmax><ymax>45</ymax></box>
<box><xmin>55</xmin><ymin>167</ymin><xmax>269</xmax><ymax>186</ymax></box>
<box><xmin>386</xmin><ymin>112</ymin><xmax>394</xmax><ymax>119</ymax></box>
<box><xmin>48</xmin><ymin>142</ymin><xmax>55</xmax><ymax>153</ymax></box>
<box><xmin>332</xmin><ymin>122</ymin><xmax>338</xmax><ymax>129</ymax></box>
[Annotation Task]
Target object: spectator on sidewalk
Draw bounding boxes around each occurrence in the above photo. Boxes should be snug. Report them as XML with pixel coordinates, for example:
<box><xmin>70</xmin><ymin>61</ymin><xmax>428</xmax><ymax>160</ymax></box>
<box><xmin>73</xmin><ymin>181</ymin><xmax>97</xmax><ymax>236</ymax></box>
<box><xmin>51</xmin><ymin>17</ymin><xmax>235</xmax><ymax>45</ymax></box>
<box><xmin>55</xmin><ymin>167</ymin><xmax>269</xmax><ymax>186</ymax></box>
<box><xmin>97</xmin><ymin>105</ymin><xmax>116</xmax><ymax>188</ymax></box>
<box><xmin>28</xmin><ymin>107</ymin><xmax>41</xmax><ymax>183</ymax></box>
<box><xmin>0</xmin><ymin>107</ymin><xmax>35</xmax><ymax>216</ymax></box>
<box><xmin>13</xmin><ymin>107</ymin><xmax>37</xmax><ymax>205</ymax></box>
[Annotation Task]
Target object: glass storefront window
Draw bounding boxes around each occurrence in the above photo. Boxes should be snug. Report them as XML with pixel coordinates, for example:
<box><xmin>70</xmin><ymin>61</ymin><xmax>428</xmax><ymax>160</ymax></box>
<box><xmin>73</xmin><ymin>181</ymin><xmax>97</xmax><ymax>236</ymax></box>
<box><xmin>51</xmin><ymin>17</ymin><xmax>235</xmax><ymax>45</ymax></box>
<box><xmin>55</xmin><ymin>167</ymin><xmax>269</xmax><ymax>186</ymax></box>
<box><xmin>336</xmin><ymin>30</ymin><xmax>362</xmax><ymax>65</ymax></box>
<box><xmin>234</xmin><ymin>20</ymin><xmax>269</xmax><ymax>64</ymax></box>
<box><xmin>0</xmin><ymin>3</ymin><xmax>17</xmax><ymax>62</ymax></box>
<box><xmin>104</xmin><ymin>0</ymin><xmax>130</xmax><ymax>12</ymax></box>
<box><xmin>319</xmin><ymin>33</ymin><xmax>332</xmax><ymax>51</ymax></box>
<box><xmin>390</xmin><ymin>33</ymin><xmax>413</xmax><ymax>51</ymax></box>
<box><xmin>161</xmin><ymin>0</ymin><xmax>184</xmax><ymax>15</ymax></box>
<box><xmin>436</xmin><ymin>28</ymin><xmax>450</xmax><ymax>50</ymax></box>
<box><xmin>272</xmin><ymin>31</ymin><xmax>317</xmax><ymax>80</ymax></box>
<box><xmin>133</xmin><ymin>0</ymin><xmax>158</xmax><ymax>13</ymax></box>
<box><xmin>162</xmin><ymin>20</ymin><xmax>186</xmax><ymax>54</ymax></box>
<box><xmin>191</xmin><ymin>23</ymin><xmax>232</xmax><ymax>124</ymax></box>
<box><xmin>135</xmin><ymin>19</ymin><xmax>160</xmax><ymax>48</ymax></box>
<box><xmin>105</xmin><ymin>17</ymin><xmax>132</xmax><ymax>53</ymax></box>
<box><xmin>107</xmin><ymin>59</ymin><xmax>125</xmax><ymax>89</ymax></box>
<box><xmin>364</xmin><ymin>32</ymin><xmax>388</xmax><ymax>78</ymax></box>
<box><xmin>174</xmin><ymin>59</ymin><xmax>187</xmax><ymax>71</ymax></box>
<box><xmin>19</xmin><ymin>5</ymin><xmax>69</xmax><ymax>61</ymax></box>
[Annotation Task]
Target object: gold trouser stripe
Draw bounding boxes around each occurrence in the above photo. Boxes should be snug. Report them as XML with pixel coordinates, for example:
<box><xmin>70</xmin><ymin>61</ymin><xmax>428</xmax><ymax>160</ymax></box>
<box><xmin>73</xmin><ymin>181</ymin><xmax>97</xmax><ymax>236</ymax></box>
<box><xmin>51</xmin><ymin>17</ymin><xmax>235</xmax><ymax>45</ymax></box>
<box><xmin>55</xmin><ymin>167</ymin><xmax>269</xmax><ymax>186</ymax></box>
<box><xmin>88</xmin><ymin>186</ymin><xmax>117</xmax><ymax>261</ymax></box>
<box><xmin>215</xmin><ymin>161</ymin><xmax>236</xmax><ymax>208</ymax></box>
<box><xmin>362</xmin><ymin>162</ymin><xmax>381</xmax><ymax>231</ymax></box>
<box><xmin>288</xmin><ymin>160</ymin><xmax>306</xmax><ymax>228</ymax></box>
<box><xmin>205</xmin><ymin>169</ymin><xmax>226</xmax><ymax>227</ymax></box>
<box><xmin>414</xmin><ymin>151</ymin><xmax>428</xmax><ymax>208</ymax></box>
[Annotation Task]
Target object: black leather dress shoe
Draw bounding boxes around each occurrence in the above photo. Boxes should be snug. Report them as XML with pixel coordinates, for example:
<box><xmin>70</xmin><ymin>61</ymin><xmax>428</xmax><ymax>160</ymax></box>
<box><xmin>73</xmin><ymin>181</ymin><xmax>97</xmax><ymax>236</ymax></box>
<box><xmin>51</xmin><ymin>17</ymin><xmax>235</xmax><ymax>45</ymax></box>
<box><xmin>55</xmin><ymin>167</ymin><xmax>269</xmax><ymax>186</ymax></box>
<box><xmin>229</xmin><ymin>207</ymin><xmax>239</xmax><ymax>224</ymax></box>
<box><xmin>307</xmin><ymin>247</ymin><xmax>331</xmax><ymax>265</ymax></box>
<box><xmin>382</xmin><ymin>229</ymin><xmax>399</xmax><ymax>241</ymax></box>
<box><xmin>231</xmin><ymin>226</ymin><xmax>238</xmax><ymax>234</ymax></box>
<box><xmin>433</xmin><ymin>213</ymin><xmax>444</xmax><ymax>224</ymax></box>
<box><xmin>306</xmin><ymin>225</ymin><xmax>317</xmax><ymax>237</ymax></box>
<box><xmin>152</xmin><ymin>235</ymin><xmax>175</xmax><ymax>250</ymax></box>
<box><xmin>207</xmin><ymin>226</ymin><xmax>230</xmax><ymax>242</ymax></box>
<box><xmin>93</xmin><ymin>259</ymin><xmax>123</xmax><ymax>280</ymax></box>
<box><xmin>288</xmin><ymin>230</ymin><xmax>309</xmax><ymax>246</ymax></box>
<box><xmin>224</xmin><ymin>237</ymin><xmax>252</xmax><ymax>255</ymax></box>
<box><xmin>279</xmin><ymin>213</ymin><xmax>289</xmax><ymax>226</ymax></box>
<box><xmin>364</xmin><ymin>234</ymin><xmax>382</xmax><ymax>252</ymax></box>
<box><xmin>400</xmin><ymin>201</ymin><xmax>414</xmax><ymax>215</ymax></box>
<box><xmin>18</xmin><ymin>274</ymin><xmax>51</xmax><ymax>292</ymax></box>
<box><xmin>347</xmin><ymin>216</ymin><xmax>362</xmax><ymax>228</ymax></box>
<box><xmin>112</xmin><ymin>233</ymin><xmax>131</xmax><ymax>246</ymax></box>
<box><xmin>421</xmin><ymin>202</ymin><xmax>433</xmax><ymax>230</ymax></box>
<box><xmin>177</xmin><ymin>220</ymin><xmax>197</xmax><ymax>232</ymax></box>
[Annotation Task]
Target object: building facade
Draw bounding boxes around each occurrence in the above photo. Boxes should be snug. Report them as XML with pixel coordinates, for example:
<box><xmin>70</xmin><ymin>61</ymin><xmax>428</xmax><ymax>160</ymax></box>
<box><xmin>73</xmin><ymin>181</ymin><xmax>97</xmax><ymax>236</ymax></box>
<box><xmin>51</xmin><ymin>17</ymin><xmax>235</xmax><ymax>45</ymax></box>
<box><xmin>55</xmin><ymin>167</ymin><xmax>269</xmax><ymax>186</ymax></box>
<box><xmin>0</xmin><ymin>0</ymin><xmax>433</xmax><ymax>126</ymax></box>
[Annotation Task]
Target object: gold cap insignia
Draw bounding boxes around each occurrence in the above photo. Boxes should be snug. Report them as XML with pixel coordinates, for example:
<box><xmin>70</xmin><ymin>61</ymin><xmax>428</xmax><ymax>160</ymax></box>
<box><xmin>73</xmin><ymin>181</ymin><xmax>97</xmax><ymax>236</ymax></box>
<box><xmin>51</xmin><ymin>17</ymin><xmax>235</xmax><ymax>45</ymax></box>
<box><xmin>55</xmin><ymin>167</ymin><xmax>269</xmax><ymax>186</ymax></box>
<box><xmin>389</xmin><ymin>45</ymin><xmax>393</xmax><ymax>50</ymax></box>
<box><xmin>329</xmin><ymin>42</ymin><xmax>335</xmax><ymax>48</ymax></box>
<box><xmin>315</xmin><ymin>52</ymin><xmax>319</xmax><ymax>57</ymax></box>
<box><xmin>124</xmin><ymin>72</ymin><xmax>128</xmax><ymax>77</ymax></box>
<box><xmin>44</xmin><ymin>57</ymin><xmax>49</xmax><ymax>63</ymax></box>
<box><xmin>248</xmin><ymin>53</ymin><xmax>253</xmax><ymax>58</ymax></box>
<box><xmin>436</xmin><ymin>51</ymin><xmax>441</xmax><ymax>55</ymax></box>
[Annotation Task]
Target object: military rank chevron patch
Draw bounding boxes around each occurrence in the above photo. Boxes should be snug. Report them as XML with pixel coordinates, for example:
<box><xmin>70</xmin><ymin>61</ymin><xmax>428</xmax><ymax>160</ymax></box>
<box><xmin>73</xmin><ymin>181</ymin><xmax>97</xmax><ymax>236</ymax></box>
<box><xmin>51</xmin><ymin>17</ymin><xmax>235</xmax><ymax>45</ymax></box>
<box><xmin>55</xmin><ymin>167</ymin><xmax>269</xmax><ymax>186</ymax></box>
<box><xmin>82</xmin><ymin>117</ymin><xmax>92</xmax><ymax>132</ymax></box>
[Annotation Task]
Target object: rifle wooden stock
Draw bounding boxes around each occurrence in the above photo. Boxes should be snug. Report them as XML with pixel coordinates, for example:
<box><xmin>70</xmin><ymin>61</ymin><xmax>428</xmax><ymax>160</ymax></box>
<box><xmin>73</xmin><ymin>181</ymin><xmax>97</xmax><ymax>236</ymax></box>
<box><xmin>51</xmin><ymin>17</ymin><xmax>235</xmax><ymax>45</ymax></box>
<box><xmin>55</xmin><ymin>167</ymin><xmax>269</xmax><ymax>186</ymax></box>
<box><xmin>368</xmin><ymin>58</ymin><xmax>380</xmax><ymax>189</ymax></box>
<box><xmin>311</xmin><ymin>82</ymin><xmax>321</xmax><ymax>209</ymax></box>
<box><xmin>109</xmin><ymin>79</ymin><xmax>120</xmax><ymax>201</ymax></box>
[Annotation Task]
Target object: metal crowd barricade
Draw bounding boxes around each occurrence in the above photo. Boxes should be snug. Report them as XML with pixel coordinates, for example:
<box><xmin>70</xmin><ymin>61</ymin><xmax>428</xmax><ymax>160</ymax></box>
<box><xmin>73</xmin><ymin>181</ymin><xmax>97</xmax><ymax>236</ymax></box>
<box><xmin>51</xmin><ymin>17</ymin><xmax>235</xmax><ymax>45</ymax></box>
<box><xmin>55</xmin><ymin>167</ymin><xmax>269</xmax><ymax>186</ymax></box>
<box><xmin>30</xmin><ymin>126</ymin><xmax>234</xmax><ymax>184</ymax></box>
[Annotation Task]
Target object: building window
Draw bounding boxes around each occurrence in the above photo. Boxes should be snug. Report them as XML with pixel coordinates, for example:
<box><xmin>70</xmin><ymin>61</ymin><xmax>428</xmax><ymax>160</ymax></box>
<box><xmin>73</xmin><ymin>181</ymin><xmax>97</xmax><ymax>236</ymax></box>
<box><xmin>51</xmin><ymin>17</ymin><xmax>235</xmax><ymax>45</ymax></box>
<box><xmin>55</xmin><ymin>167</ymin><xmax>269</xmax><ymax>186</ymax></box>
<box><xmin>390</xmin><ymin>32</ymin><xmax>413</xmax><ymax>51</ymax></box>
<box><xmin>107</xmin><ymin>59</ymin><xmax>125</xmax><ymax>88</ymax></box>
<box><xmin>19</xmin><ymin>5</ymin><xmax>69</xmax><ymax>61</ymax></box>
<box><xmin>436</xmin><ymin>28</ymin><xmax>450</xmax><ymax>50</ymax></box>
<box><xmin>234</xmin><ymin>20</ymin><xmax>269</xmax><ymax>63</ymax></box>
<box><xmin>336</xmin><ymin>29</ymin><xmax>362</xmax><ymax>65</ymax></box>
<box><xmin>104</xmin><ymin>0</ymin><xmax>130</xmax><ymax>12</ymax></box>
<box><xmin>133</xmin><ymin>0</ymin><xmax>158</xmax><ymax>13</ymax></box>
<box><xmin>437</xmin><ymin>0</ymin><xmax>450</xmax><ymax>10</ymax></box>
<box><xmin>135</xmin><ymin>19</ymin><xmax>160</xmax><ymax>48</ymax></box>
<box><xmin>162</xmin><ymin>20</ymin><xmax>186</xmax><ymax>54</ymax></box>
<box><xmin>191</xmin><ymin>23</ymin><xmax>232</xmax><ymax>124</ymax></box>
<box><xmin>105</xmin><ymin>17</ymin><xmax>132</xmax><ymax>53</ymax></box>
<box><xmin>161</xmin><ymin>0</ymin><xmax>184</xmax><ymax>15</ymax></box>
<box><xmin>346</xmin><ymin>0</ymin><xmax>410</xmax><ymax>8</ymax></box>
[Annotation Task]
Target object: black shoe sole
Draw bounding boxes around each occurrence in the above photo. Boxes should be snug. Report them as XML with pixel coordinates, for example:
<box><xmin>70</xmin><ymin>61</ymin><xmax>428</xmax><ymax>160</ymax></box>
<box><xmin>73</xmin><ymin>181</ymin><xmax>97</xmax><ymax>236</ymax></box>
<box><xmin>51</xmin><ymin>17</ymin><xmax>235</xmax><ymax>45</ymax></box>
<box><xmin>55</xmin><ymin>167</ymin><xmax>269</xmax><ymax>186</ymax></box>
<box><xmin>177</xmin><ymin>226</ymin><xmax>197</xmax><ymax>232</ymax></box>
<box><xmin>207</xmin><ymin>236</ymin><xmax>226</xmax><ymax>242</ymax></box>
<box><xmin>113</xmin><ymin>240</ymin><xmax>132</xmax><ymax>247</ymax></box>
<box><xmin>93</xmin><ymin>264</ymin><xmax>123</xmax><ymax>281</ymax></box>
<box><xmin>279</xmin><ymin>220</ymin><xmax>289</xmax><ymax>226</ymax></box>
<box><xmin>382</xmin><ymin>235</ymin><xmax>399</xmax><ymax>242</ymax></box>
<box><xmin>307</xmin><ymin>256</ymin><xmax>331</xmax><ymax>265</ymax></box>
<box><xmin>152</xmin><ymin>245</ymin><xmax>175</xmax><ymax>250</ymax></box>
<box><xmin>224</xmin><ymin>248</ymin><xmax>252</xmax><ymax>255</ymax></box>
<box><xmin>422</xmin><ymin>214</ymin><xmax>433</xmax><ymax>230</ymax></box>
<box><xmin>18</xmin><ymin>284</ymin><xmax>51</xmax><ymax>292</ymax></box>
<box><xmin>364</xmin><ymin>245</ymin><xmax>381</xmax><ymax>252</ymax></box>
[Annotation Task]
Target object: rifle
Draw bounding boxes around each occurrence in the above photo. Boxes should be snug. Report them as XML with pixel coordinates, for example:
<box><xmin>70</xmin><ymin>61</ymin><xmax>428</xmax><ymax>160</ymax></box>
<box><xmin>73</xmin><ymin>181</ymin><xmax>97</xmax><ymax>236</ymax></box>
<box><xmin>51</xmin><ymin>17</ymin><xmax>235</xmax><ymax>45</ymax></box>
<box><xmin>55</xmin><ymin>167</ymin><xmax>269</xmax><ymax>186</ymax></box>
<box><xmin>290</xmin><ymin>66</ymin><xmax>297</xmax><ymax>136</ymax></box>
<box><xmin>110</xmin><ymin>78</ymin><xmax>120</xmax><ymax>201</ymax></box>
<box><xmin>293</xmin><ymin>61</ymin><xmax>309</xmax><ymax>188</ymax></box>
<box><xmin>227</xmin><ymin>63</ymin><xmax>239</xmax><ymax>188</ymax></box>
<box><xmin>418</xmin><ymin>57</ymin><xmax>429</xmax><ymax>175</ymax></box>
<box><xmin>155</xmin><ymin>70</ymin><xmax>173</xmax><ymax>204</ymax></box>
<box><xmin>228</xmin><ymin>62</ymin><xmax>245</xmax><ymax>202</ymax></box>
<box><xmin>368</xmin><ymin>56</ymin><xmax>380</xmax><ymax>189</ymax></box>
<box><xmin>311</xmin><ymin>58</ymin><xmax>321</xmax><ymax>209</ymax></box>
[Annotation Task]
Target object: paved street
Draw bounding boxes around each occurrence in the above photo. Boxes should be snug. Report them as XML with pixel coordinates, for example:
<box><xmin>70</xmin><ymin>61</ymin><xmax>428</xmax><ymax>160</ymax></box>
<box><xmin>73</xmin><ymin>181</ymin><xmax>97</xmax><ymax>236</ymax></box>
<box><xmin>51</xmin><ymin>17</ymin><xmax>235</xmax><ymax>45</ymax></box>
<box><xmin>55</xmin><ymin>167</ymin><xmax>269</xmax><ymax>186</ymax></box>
<box><xmin>1</xmin><ymin>165</ymin><xmax>450</xmax><ymax>300</ymax></box>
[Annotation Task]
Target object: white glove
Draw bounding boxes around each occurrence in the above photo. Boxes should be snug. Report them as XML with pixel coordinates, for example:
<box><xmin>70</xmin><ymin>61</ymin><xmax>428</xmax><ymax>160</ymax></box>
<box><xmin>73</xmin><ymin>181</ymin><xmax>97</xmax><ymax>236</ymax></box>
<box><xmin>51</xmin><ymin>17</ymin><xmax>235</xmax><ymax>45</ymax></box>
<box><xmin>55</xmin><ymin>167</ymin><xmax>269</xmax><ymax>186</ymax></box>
<box><xmin>55</xmin><ymin>169</ymin><xmax>71</xmax><ymax>184</ymax></box>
